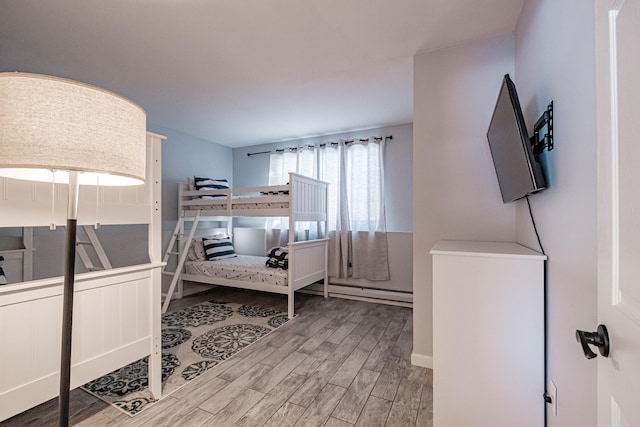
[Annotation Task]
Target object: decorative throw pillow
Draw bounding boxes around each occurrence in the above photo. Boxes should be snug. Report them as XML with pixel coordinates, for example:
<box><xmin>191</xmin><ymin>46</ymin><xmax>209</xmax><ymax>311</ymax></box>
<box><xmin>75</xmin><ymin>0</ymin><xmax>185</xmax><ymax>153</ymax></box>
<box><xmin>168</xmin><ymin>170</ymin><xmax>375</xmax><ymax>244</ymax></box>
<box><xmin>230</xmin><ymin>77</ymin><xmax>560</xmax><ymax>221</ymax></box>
<box><xmin>187</xmin><ymin>239</ymin><xmax>206</xmax><ymax>261</ymax></box>
<box><xmin>203</xmin><ymin>236</ymin><xmax>236</xmax><ymax>260</ymax></box>
<box><xmin>194</xmin><ymin>177</ymin><xmax>229</xmax><ymax>199</ymax></box>
<box><xmin>265</xmin><ymin>246</ymin><xmax>289</xmax><ymax>270</ymax></box>
<box><xmin>267</xmin><ymin>246</ymin><xmax>288</xmax><ymax>259</ymax></box>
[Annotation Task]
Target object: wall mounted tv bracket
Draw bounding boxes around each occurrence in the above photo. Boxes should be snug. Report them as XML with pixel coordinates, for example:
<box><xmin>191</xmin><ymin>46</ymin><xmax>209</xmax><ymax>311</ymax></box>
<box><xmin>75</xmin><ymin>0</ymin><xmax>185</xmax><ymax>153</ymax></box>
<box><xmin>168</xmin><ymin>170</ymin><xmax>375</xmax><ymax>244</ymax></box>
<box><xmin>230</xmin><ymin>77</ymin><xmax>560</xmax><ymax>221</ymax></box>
<box><xmin>530</xmin><ymin>101</ymin><xmax>554</xmax><ymax>155</ymax></box>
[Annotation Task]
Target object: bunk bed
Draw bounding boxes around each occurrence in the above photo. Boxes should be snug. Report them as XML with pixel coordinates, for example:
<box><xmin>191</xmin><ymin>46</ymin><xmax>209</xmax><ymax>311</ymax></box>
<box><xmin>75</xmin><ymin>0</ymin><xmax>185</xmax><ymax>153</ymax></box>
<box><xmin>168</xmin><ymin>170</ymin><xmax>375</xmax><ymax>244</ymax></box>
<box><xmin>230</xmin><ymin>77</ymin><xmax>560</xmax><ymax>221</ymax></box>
<box><xmin>0</xmin><ymin>132</ymin><xmax>165</xmax><ymax>422</ymax></box>
<box><xmin>163</xmin><ymin>172</ymin><xmax>329</xmax><ymax>318</ymax></box>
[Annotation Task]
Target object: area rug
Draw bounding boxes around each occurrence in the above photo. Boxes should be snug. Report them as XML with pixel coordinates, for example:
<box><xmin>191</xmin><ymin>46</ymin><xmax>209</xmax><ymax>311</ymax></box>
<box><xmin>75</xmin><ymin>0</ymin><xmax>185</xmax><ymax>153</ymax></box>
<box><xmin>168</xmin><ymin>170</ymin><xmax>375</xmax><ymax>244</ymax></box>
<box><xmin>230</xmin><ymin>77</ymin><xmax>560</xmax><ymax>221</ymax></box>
<box><xmin>82</xmin><ymin>300</ymin><xmax>289</xmax><ymax>416</ymax></box>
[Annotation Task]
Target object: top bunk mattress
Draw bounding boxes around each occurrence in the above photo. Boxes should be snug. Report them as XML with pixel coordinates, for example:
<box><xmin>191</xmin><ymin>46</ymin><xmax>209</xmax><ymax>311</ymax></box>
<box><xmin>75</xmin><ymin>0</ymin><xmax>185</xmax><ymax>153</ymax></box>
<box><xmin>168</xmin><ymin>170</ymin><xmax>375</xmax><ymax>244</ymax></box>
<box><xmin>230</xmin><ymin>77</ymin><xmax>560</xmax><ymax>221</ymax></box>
<box><xmin>184</xmin><ymin>255</ymin><xmax>287</xmax><ymax>287</ymax></box>
<box><xmin>182</xmin><ymin>194</ymin><xmax>289</xmax><ymax>212</ymax></box>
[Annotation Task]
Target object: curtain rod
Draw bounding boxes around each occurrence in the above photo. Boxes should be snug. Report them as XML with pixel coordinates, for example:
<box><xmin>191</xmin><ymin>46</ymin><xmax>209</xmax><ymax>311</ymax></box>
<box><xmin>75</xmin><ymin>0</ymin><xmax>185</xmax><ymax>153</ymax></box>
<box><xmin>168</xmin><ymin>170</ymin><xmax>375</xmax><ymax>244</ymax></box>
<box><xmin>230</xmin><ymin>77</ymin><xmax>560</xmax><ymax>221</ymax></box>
<box><xmin>246</xmin><ymin>135</ymin><xmax>393</xmax><ymax>157</ymax></box>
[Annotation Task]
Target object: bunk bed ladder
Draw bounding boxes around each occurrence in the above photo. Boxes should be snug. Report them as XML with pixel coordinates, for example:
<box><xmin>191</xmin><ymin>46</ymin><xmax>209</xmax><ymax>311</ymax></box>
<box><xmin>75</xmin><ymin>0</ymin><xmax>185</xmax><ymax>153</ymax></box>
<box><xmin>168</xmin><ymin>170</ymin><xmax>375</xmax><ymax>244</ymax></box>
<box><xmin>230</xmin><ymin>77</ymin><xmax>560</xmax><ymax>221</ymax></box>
<box><xmin>161</xmin><ymin>212</ymin><xmax>201</xmax><ymax>313</ymax></box>
<box><xmin>75</xmin><ymin>225</ymin><xmax>112</xmax><ymax>272</ymax></box>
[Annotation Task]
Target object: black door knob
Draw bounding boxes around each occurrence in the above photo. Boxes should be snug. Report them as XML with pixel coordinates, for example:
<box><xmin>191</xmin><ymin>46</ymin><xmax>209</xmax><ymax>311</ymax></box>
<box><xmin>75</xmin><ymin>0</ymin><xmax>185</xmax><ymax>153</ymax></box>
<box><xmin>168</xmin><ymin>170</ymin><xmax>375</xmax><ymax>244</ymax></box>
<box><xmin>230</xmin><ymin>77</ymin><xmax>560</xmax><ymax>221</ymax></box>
<box><xmin>575</xmin><ymin>324</ymin><xmax>609</xmax><ymax>359</ymax></box>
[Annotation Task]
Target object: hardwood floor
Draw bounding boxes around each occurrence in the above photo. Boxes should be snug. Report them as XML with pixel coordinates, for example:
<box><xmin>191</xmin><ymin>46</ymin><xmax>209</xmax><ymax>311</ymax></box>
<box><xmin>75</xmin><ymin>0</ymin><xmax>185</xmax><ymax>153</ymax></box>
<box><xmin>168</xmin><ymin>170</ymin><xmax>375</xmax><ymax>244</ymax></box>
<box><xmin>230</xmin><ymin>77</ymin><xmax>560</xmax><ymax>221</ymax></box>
<box><xmin>2</xmin><ymin>286</ymin><xmax>432</xmax><ymax>427</ymax></box>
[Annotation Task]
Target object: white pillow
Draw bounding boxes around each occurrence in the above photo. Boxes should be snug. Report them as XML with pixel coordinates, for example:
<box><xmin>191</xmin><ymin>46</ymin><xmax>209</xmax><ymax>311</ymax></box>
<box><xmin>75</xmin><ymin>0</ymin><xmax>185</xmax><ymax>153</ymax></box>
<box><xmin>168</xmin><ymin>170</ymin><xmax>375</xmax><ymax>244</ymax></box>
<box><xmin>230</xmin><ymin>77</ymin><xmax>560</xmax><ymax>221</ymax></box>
<box><xmin>187</xmin><ymin>239</ymin><xmax>206</xmax><ymax>261</ymax></box>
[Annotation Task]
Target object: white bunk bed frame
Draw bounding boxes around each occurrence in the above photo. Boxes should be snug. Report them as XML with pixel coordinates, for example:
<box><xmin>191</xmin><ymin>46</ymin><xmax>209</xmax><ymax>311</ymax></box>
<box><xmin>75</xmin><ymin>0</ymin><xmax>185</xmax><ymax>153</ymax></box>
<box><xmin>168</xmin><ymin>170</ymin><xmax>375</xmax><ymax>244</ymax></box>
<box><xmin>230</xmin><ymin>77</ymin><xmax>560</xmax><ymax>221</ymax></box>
<box><xmin>163</xmin><ymin>172</ymin><xmax>329</xmax><ymax>319</ymax></box>
<box><xmin>0</xmin><ymin>132</ymin><xmax>165</xmax><ymax>422</ymax></box>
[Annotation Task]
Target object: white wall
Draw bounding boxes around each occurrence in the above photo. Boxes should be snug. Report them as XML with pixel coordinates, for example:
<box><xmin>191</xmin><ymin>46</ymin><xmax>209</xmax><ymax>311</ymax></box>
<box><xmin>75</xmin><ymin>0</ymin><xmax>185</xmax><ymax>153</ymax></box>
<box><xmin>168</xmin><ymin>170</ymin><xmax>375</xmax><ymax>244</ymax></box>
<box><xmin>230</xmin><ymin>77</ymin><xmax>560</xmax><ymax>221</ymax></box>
<box><xmin>412</xmin><ymin>33</ymin><xmax>517</xmax><ymax>365</ymax></box>
<box><xmin>515</xmin><ymin>1</ymin><xmax>597</xmax><ymax>425</ymax></box>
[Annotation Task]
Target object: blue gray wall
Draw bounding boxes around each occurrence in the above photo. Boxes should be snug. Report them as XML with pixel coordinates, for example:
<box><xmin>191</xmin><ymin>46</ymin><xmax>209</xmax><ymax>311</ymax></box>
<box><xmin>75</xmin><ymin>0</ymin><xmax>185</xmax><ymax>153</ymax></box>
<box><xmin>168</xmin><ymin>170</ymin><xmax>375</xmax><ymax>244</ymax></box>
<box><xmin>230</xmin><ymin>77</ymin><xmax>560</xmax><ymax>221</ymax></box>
<box><xmin>149</xmin><ymin>124</ymin><xmax>233</xmax><ymax>234</ymax></box>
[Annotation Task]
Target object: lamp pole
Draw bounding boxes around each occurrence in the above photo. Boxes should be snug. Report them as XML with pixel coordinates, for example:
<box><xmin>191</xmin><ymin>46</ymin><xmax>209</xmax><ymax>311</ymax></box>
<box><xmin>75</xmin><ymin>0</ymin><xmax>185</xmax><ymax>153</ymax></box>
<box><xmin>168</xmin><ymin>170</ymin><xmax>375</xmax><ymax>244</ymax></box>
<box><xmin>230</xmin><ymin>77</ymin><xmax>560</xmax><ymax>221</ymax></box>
<box><xmin>58</xmin><ymin>171</ymin><xmax>79</xmax><ymax>427</ymax></box>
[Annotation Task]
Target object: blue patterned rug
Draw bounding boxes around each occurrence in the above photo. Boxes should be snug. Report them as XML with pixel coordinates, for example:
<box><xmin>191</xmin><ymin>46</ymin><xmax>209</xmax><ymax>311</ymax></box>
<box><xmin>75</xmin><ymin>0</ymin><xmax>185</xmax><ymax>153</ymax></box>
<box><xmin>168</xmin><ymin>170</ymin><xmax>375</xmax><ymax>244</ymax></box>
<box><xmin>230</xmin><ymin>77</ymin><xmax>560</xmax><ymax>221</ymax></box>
<box><xmin>81</xmin><ymin>300</ymin><xmax>289</xmax><ymax>416</ymax></box>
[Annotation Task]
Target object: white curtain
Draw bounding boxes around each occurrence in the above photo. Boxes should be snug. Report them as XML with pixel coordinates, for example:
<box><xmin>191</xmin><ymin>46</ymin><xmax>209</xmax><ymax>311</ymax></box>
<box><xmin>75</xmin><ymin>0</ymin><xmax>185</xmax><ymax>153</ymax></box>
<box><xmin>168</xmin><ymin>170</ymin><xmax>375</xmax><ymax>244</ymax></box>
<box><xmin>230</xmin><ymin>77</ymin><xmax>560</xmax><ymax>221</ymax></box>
<box><xmin>267</xmin><ymin>137</ymin><xmax>389</xmax><ymax>281</ymax></box>
<box><xmin>266</xmin><ymin>147</ymin><xmax>316</xmax><ymax>247</ymax></box>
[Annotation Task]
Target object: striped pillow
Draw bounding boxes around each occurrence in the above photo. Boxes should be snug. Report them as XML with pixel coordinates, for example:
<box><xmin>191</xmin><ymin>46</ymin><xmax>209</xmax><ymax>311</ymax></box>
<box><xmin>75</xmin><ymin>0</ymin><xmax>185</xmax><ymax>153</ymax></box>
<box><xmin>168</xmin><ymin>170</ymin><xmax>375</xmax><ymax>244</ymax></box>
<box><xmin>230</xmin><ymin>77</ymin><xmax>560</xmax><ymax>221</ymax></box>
<box><xmin>203</xmin><ymin>236</ymin><xmax>236</xmax><ymax>260</ymax></box>
<box><xmin>194</xmin><ymin>177</ymin><xmax>229</xmax><ymax>199</ymax></box>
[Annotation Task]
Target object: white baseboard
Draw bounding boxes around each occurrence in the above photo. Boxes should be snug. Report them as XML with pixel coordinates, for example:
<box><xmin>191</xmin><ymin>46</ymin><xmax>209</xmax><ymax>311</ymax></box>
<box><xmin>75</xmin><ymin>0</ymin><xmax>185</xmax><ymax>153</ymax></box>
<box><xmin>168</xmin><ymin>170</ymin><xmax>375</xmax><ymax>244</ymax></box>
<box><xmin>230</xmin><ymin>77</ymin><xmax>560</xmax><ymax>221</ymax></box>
<box><xmin>411</xmin><ymin>352</ymin><xmax>433</xmax><ymax>369</ymax></box>
<box><xmin>302</xmin><ymin>282</ymin><xmax>412</xmax><ymax>307</ymax></box>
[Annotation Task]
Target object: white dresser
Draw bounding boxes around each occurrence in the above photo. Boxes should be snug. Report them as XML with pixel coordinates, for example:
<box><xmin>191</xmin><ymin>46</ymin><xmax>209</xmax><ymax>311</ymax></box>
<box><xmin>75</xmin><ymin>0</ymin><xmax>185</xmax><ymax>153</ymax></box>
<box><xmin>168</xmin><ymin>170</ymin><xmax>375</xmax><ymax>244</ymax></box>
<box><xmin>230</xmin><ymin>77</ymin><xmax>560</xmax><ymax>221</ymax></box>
<box><xmin>431</xmin><ymin>240</ymin><xmax>546</xmax><ymax>427</ymax></box>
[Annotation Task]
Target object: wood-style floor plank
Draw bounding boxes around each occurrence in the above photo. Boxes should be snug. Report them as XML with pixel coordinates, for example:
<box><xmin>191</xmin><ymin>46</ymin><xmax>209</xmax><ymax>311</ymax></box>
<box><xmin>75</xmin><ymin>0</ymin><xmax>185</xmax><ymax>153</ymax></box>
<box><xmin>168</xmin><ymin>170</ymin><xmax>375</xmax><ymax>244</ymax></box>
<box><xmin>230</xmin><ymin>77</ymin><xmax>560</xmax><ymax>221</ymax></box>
<box><xmin>329</xmin><ymin>347</ymin><xmax>371</xmax><ymax>389</ymax></box>
<box><xmin>331</xmin><ymin>368</ymin><xmax>380</xmax><ymax>424</ymax></box>
<box><xmin>293</xmin><ymin>383</ymin><xmax>347</xmax><ymax>426</ymax></box>
<box><xmin>218</xmin><ymin>345</ymin><xmax>278</xmax><ymax>382</ymax></box>
<box><xmin>201</xmin><ymin>388</ymin><xmax>264</xmax><ymax>426</ymax></box>
<box><xmin>198</xmin><ymin>363</ymin><xmax>271</xmax><ymax>414</ymax></box>
<box><xmin>166</xmin><ymin>408</ymin><xmax>213</xmax><ymax>427</ymax></box>
<box><xmin>288</xmin><ymin>359</ymin><xmax>342</xmax><ymax>408</ymax></box>
<box><xmin>293</xmin><ymin>340</ymin><xmax>337</xmax><ymax>377</ymax></box>
<box><xmin>140</xmin><ymin>376</ymin><xmax>228</xmax><ymax>426</ymax></box>
<box><xmin>252</xmin><ymin>351</ymin><xmax>308</xmax><ymax>394</ymax></box>
<box><xmin>2</xmin><ymin>287</ymin><xmax>432</xmax><ymax>427</ymax></box>
<box><xmin>415</xmin><ymin>369</ymin><xmax>434</xmax><ymax>427</ymax></box>
<box><xmin>262</xmin><ymin>401</ymin><xmax>306</xmax><ymax>427</ymax></box>
<box><xmin>324</xmin><ymin>417</ymin><xmax>354</xmax><ymax>427</ymax></box>
<box><xmin>384</xmin><ymin>378</ymin><xmax>424</xmax><ymax>427</ymax></box>
<box><xmin>370</xmin><ymin>355</ymin><xmax>407</xmax><ymax>401</ymax></box>
<box><xmin>237</xmin><ymin>373</ymin><xmax>307</xmax><ymax>427</ymax></box>
<box><xmin>355</xmin><ymin>395</ymin><xmax>393</xmax><ymax>427</ymax></box>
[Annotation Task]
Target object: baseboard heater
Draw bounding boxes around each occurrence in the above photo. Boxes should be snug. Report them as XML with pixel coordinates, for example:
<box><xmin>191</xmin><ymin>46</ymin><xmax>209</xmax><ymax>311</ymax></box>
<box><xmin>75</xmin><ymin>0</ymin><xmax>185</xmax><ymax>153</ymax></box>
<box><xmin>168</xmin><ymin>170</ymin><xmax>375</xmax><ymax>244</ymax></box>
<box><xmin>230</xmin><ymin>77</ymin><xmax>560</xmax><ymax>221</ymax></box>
<box><xmin>169</xmin><ymin>281</ymin><xmax>413</xmax><ymax>308</ymax></box>
<box><xmin>301</xmin><ymin>282</ymin><xmax>412</xmax><ymax>308</ymax></box>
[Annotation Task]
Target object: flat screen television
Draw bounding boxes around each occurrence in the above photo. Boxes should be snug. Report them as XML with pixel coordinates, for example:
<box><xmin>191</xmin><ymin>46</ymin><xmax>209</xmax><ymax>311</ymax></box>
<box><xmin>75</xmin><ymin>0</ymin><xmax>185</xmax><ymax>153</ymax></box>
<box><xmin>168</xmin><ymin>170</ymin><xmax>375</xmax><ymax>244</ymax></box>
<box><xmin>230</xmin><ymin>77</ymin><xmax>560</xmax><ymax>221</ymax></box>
<box><xmin>487</xmin><ymin>74</ymin><xmax>547</xmax><ymax>203</ymax></box>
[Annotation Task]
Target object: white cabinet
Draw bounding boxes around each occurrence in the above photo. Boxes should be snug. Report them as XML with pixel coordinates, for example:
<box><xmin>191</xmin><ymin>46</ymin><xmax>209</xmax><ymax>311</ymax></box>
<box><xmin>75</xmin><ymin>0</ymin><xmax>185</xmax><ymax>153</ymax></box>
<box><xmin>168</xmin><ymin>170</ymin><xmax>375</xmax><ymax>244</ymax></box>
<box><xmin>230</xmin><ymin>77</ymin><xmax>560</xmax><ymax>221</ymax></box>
<box><xmin>431</xmin><ymin>240</ymin><xmax>546</xmax><ymax>427</ymax></box>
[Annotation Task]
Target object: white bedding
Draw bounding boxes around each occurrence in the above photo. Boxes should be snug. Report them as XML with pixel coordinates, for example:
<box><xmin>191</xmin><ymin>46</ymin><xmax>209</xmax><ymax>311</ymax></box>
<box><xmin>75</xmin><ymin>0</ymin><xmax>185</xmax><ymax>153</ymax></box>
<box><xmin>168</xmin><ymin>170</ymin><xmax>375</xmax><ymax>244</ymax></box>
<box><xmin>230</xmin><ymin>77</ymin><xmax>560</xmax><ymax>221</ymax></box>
<box><xmin>184</xmin><ymin>255</ymin><xmax>287</xmax><ymax>287</ymax></box>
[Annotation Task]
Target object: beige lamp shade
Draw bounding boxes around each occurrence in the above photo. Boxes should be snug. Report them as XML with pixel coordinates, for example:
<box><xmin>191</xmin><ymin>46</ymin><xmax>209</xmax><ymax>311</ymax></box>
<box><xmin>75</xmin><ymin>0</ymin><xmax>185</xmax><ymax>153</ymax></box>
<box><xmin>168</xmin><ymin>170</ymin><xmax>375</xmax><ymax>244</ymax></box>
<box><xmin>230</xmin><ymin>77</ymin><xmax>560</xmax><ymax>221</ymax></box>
<box><xmin>0</xmin><ymin>72</ymin><xmax>146</xmax><ymax>186</ymax></box>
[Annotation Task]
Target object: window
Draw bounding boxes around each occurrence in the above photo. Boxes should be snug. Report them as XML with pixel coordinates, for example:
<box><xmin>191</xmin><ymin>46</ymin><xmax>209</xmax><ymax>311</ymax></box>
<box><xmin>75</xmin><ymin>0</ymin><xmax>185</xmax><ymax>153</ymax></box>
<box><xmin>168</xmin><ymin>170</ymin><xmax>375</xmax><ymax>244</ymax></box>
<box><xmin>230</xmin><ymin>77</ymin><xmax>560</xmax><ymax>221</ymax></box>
<box><xmin>268</xmin><ymin>138</ymin><xmax>386</xmax><ymax>234</ymax></box>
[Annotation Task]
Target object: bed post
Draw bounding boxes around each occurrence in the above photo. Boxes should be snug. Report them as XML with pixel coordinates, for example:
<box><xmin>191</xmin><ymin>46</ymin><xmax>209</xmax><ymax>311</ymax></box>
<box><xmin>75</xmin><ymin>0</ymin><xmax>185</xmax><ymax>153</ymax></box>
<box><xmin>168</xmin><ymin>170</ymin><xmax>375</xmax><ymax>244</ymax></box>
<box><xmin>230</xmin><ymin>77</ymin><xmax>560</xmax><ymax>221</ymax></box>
<box><xmin>288</xmin><ymin>173</ymin><xmax>295</xmax><ymax>317</ymax></box>
<box><xmin>288</xmin><ymin>288</ymin><xmax>294</xmax><ymax>319</ymax></box>
<box><xmin>323</xmin><ymin>184</ymin><xmax>329</xmax><ymax>298</ymax></box>
<box><xmin>147</xmin><ymin>132</ymin><xmax>164</xmax><ymax>400</ymax></box>
<box><xmin>323</xmin><ymin>242</ymin><xmax>329</xmax><ymax>298</ymax></box>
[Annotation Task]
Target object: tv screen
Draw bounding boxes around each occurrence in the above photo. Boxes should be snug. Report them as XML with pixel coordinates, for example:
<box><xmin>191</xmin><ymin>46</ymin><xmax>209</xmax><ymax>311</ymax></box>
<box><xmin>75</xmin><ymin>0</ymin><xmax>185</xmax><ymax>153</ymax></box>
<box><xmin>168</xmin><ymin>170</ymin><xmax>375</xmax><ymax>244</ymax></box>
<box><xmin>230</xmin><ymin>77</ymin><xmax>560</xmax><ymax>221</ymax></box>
<box><xmin>487</xmin><ymin>74</ymin><xmax>547</xmax><ymax>203</ymax></box>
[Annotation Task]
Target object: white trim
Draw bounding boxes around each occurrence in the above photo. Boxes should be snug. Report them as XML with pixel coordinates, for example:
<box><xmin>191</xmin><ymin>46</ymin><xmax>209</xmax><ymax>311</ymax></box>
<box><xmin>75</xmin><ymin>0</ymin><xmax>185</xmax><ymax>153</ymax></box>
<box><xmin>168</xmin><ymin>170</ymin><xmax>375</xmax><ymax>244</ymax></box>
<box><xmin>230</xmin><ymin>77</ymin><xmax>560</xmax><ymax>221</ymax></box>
<box><xmin>608</xmin><ymin>0</ymin><xmax>640</xmax><ymax>327</ymax></box>
<box><xmin>611</xmin><ymin>395</ymin><xmax>622</xmax><ymax>427</ymax></box>
<box><xmin>411</xmin><ymin>352</ymin><xmax>433</xmax><ymax>368</ymax></box>
<box><xmin>302</xmin><ymin>288</ymin><xmax>412</xmax><ymax>308</ymax></box>
<box><xmin>302</xmin><ymin>282</ymin><xmax>412</xmax><ymax>306</ymax></box>
<box><xmin>610</xmin><ymin>3</ymin><xmax>621</xmax><ymax>307</ymax></box>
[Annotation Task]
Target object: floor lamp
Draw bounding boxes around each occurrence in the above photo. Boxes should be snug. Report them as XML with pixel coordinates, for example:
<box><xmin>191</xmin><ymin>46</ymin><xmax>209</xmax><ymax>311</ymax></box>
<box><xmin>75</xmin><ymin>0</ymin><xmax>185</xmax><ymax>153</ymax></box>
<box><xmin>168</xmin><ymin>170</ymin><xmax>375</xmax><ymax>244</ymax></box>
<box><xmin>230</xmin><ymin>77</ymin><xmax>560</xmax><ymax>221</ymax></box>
<box><xmin>0</xmin><ymin>73</ymin><xmax>147</xmax><ymax>427</ymax></box>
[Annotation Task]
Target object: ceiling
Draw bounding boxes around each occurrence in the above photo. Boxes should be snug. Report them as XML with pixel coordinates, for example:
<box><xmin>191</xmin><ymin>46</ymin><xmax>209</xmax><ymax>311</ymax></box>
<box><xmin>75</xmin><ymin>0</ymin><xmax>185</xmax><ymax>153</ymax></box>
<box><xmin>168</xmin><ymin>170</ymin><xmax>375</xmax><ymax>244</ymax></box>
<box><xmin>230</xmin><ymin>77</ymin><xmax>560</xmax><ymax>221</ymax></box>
<box><xmin>0</xmin><ymin>0</ymin><xmax>523</xmax><ymax>148</ymax></box>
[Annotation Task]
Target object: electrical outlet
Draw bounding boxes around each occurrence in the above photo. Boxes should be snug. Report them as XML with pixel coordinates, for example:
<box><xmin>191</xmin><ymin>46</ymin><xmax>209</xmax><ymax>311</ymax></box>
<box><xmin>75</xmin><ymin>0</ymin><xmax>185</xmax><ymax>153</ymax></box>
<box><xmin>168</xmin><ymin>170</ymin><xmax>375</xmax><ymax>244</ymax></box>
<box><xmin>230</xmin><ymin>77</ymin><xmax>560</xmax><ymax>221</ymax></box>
<box><xmin>550</xmin><ymin>380</ymin><xmax>558</xmax><ymax>416</ymax></box>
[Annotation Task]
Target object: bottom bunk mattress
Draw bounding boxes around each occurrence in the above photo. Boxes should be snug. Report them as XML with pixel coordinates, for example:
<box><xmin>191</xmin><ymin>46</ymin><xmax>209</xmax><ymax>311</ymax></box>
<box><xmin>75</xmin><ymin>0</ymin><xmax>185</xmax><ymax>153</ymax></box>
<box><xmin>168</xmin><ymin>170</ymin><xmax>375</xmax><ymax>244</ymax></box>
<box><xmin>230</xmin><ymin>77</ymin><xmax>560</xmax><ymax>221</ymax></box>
<box><xmin>184</xmin><ymin>255</ymin><xmax>287</xmax><ymax>287</ymax></box>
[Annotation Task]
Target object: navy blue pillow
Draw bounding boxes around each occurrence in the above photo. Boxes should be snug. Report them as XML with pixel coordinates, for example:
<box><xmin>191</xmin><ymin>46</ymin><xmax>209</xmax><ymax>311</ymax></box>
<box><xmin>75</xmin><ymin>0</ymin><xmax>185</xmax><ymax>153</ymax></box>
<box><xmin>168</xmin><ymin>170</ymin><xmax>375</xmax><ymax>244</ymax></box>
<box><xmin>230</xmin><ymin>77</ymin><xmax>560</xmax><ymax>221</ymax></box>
<box><xmin>203</xmin><ymin>237</ymin><xmax>236</xmax><ymax>260</ymax></box>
